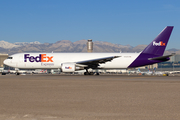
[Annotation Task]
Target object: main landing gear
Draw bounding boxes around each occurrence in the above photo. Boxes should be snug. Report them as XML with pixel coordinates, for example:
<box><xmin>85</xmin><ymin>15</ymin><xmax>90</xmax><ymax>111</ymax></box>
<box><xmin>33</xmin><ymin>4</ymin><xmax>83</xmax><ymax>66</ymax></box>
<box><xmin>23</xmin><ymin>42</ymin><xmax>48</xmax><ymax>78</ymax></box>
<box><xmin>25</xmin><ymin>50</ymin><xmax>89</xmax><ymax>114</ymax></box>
<box><xmin>84</xmin><ymin>72</ymin><xmax>94</xmax><ymax>75</ymax></box>
<box><xmin>84</xmin><ymin>69</ymin><xmax>99</xmax><ymax>75</ymax></box>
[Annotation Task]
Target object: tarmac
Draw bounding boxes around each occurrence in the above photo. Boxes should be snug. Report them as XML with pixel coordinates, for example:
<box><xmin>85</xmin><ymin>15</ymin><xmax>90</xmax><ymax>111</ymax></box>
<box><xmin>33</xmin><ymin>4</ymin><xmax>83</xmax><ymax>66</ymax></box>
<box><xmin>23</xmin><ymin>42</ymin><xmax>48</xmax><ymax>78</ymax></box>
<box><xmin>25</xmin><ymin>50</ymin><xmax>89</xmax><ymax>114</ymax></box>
<box><xmin>0</xmin><ymin>74</ymin><xmax>180</xmax><ymax>120</ymax></box>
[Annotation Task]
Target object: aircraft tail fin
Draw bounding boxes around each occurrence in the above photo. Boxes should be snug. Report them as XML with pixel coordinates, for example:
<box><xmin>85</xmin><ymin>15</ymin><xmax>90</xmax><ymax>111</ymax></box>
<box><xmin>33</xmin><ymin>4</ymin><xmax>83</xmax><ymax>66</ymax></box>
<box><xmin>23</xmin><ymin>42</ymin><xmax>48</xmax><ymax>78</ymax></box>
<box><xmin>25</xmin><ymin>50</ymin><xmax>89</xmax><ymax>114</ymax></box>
<box><xmin>142</xmin><ymin>26</ymin><xmax>174</xmax><ymax>56</ymax></box>
<box><xmin>128</xmin><ymin>26</ymin><xmax>174</xmax><ymax>68</ymax></box>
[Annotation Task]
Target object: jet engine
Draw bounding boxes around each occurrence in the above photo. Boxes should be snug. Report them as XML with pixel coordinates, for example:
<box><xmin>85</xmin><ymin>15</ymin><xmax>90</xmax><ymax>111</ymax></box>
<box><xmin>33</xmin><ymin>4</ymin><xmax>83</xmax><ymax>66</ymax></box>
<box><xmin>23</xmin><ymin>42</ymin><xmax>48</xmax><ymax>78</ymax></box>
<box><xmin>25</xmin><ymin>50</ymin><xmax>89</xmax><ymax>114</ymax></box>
<box><xmin>61</xmin><ymin>63</ymin><xmax>84</xmax><ymax>72</ymax></box>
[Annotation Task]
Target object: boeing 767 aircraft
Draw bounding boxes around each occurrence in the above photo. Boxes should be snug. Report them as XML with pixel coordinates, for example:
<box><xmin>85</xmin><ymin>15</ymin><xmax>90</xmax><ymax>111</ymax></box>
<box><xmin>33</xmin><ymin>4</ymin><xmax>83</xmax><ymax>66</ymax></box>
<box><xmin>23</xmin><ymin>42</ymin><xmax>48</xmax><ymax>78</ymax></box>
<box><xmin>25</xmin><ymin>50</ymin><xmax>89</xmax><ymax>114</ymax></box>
<box><xmin>3</xmin><ymin>26</ymin><xmax>174</xmax><ymax>75</ymax></box>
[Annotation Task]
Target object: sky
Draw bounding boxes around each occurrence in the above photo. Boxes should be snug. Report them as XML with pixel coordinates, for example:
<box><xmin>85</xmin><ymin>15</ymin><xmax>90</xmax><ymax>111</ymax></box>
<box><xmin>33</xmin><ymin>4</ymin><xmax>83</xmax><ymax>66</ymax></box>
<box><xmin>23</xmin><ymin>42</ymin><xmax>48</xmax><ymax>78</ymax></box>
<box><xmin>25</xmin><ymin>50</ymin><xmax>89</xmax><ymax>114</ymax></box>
<box><xmin>0</xmin><ymin>0</ymin><xmax>180</xmax><ymax>49</ymax></box>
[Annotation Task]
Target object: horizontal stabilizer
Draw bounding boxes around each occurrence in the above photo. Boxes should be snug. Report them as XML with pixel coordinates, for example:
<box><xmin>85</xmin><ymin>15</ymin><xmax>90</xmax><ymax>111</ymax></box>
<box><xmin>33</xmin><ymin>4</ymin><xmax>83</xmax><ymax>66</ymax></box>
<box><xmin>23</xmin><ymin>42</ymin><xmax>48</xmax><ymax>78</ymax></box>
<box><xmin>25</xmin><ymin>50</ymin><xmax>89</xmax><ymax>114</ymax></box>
<box><xmin>148</xmin><ymin>53</ymin><xmax>175</xmax><ymax>61</ymax></box>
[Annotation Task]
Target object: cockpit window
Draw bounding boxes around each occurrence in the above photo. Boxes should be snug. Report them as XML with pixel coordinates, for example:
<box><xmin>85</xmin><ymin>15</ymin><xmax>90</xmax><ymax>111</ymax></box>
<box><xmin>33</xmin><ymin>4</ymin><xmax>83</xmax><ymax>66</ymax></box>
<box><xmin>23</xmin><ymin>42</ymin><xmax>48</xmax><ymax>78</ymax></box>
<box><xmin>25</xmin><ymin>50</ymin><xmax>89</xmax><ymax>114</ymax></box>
<box><xmin>7</xmin><ymin>57</ymin><xmax>13</xmax><ymax>59</ymax></box>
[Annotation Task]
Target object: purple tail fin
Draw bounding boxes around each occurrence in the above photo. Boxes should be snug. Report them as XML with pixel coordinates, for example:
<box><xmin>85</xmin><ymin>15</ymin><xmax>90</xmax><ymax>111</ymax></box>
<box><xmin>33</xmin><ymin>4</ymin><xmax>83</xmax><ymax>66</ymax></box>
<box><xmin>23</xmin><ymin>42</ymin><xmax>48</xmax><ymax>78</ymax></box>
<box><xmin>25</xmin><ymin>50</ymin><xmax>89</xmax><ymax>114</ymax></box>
<box><xmin>128</xmin><ymin>26</ymin><xmax>174</xmax><ymax>68</ymax></box>
<box><xmin>142</xmin><ymin>26</ymin><xmax>174</xmax><ymax>56</ymax></box>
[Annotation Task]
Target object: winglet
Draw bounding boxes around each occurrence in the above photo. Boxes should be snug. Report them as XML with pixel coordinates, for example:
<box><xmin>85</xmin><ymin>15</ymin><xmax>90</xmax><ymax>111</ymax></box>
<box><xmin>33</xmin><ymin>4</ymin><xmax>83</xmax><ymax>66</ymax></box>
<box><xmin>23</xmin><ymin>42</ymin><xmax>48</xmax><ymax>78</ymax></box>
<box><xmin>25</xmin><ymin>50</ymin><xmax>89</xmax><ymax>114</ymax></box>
<box><xmin>142</xmin><ymin>26</ymin><xmax>174</xmax><ymax>56</ymax></box>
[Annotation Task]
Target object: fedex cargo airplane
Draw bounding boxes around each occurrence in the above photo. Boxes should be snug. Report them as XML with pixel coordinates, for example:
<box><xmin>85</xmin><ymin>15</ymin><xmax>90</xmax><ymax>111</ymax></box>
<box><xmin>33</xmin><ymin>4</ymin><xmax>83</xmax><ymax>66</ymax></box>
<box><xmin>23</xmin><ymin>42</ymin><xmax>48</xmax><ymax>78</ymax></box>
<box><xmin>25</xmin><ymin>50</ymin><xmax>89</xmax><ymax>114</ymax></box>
<box><xmin>3</xmin><ymin>26</ymin><xmax>174</xmax><ymax>75</ymax></box>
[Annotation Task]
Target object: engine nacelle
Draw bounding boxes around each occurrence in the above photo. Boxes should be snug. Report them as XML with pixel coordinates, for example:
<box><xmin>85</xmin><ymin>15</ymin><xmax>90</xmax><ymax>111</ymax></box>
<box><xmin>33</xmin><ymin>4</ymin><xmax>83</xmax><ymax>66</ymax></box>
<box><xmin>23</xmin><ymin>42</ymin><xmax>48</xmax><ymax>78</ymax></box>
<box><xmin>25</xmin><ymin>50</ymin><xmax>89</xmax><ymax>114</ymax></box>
<box><xmin>61</xmin><ymin>63</ymin><xmax>85</xmax><ymax>72</ymax></box>
<box><xmin>61</xmin><ymin>63</ymin><xmax>75</xmax><ymax>72</ymax></box>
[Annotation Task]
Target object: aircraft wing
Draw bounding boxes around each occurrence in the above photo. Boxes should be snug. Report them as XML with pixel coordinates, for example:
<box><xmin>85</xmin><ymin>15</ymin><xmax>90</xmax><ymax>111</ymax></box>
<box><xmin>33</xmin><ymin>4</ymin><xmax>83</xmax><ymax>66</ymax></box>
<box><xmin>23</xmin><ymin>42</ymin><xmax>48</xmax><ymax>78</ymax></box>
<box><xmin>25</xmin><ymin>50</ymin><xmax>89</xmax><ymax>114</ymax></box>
<box><xmin>76</xmin><ymin>56</ymin><xmax>120</xmax><ymax>68</ymax></box>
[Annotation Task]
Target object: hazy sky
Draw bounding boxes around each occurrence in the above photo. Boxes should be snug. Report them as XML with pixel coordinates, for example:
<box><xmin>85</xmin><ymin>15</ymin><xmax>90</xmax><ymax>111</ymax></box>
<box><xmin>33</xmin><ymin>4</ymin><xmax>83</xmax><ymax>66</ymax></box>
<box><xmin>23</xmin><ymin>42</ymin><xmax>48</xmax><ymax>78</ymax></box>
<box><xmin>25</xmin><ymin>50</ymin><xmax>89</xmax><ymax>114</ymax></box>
<box><xmin>0</xmin><ymin>0</ymin><xmax>180</xmax><ymax>49</ymax></box>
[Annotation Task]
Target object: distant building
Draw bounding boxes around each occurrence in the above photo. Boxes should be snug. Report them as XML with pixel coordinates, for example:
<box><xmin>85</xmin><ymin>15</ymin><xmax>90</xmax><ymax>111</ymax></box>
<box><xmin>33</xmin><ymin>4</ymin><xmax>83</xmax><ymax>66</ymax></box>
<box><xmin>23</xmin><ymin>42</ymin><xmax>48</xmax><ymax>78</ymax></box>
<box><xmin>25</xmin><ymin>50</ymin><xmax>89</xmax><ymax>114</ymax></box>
<box><xmin>136</xmin><ymin>55</ymin><xmax>180</xmax><ymax>71</ymax></box>
<box><xmin>158</xmin><ymin>55</ymin><xmax>180</xmax><ymax>69</ymax></box>
<box><xmin>0</xmin><ymin>54</ymin><xmax>8</xmax><ymax>68</ymax></box>
<box><xmin>171</xmin><ymin>55</ymin><xmax>180</xmax><ymax>63</ymax></box>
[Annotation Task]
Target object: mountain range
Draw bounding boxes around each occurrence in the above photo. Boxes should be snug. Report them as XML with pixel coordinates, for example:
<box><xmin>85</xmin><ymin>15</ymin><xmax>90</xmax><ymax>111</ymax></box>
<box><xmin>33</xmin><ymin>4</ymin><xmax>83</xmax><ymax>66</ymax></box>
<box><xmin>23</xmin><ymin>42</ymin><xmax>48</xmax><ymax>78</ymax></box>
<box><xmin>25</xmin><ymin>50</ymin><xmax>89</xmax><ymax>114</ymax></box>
<box><xmin>0</xmin><ymin>40</ymin><xmax>179</xmax><ymax>55</ymax></box>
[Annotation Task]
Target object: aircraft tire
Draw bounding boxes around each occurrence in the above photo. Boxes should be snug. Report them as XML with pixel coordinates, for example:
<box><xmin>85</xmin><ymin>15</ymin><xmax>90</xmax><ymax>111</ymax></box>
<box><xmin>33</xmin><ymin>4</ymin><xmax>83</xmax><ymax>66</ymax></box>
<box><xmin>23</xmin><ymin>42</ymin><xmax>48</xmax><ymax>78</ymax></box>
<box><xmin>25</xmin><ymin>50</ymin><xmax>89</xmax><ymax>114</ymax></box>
<box><xmin>84</xmin><ymin>72</ymin><xmax>94</xmax><ymax>75</ymax></box>
<box><xmin>96</xmin><ymin>72</ymin><xmax>99</xmax><ymax>75</ymax></box>
<box><xmin>16</xmin><ymin>73</ymin><xmax>20</xmax><ymax>75</ymax></box>
<box><xmin>84</xmin><ymin>72</ymin><xmax>88</xmax><ymax>75</ymax></box>
<box><xmin>1</xmin><ymin>73</ymin><xmax>6</xmax><ymax>75</ymax></box>
<box><xmin>90</xmin><ymin>72</ymin><xmax>94</xmax><ymax>75</ymax></box>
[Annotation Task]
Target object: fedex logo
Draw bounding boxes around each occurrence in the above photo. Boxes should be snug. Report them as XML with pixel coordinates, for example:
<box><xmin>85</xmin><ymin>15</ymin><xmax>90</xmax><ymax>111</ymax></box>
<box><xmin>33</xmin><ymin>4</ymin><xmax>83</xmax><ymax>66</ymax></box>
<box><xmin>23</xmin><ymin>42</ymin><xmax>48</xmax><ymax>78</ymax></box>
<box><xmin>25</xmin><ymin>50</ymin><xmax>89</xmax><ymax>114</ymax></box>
<box><xmin>24</xmin><ymin>54</ymin><xmax>53</xmax><ymax>62</ymax></box>
<box><xmin>153</xmin><ymin>41</ymin><xmax>166</xmax><ymax>46</ymax></box>
<box><xmin>65</xmin><ymin>66</ymin><xmax>72</xmax><ymax>69</ymax></box>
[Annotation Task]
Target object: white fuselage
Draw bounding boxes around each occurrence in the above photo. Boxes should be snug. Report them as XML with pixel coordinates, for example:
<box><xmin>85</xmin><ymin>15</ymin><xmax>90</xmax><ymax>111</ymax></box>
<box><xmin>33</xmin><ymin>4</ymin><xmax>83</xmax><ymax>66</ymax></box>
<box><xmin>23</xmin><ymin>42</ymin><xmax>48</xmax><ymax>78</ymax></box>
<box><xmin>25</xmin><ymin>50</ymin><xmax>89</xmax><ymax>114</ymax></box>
<box><xmin>4</xmin><ymin>53</ymin><xmax>140</xmax><ymax>69</ymax></box>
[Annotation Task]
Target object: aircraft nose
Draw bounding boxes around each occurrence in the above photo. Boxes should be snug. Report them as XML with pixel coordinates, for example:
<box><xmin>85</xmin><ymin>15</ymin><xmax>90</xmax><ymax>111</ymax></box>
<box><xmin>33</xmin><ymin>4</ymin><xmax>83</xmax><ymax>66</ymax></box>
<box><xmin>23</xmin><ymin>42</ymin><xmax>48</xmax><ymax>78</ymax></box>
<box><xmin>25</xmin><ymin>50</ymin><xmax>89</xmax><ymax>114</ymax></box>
<box><xmin>3</xmin><ymin>59</ymin><xmax>8</xmax><ymax>65</ymax></box>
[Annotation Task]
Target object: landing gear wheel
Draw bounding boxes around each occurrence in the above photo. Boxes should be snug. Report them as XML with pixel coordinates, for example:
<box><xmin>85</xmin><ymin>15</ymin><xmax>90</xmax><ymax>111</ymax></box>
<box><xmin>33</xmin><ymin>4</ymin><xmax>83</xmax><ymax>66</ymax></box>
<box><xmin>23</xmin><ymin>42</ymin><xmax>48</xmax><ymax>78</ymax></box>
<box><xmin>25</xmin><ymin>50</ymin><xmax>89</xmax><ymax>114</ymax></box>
<box><xmin>96</xmin><ymin>72</ymin><xmax>99</xmax><ymax>75</ymax></box>
<box><xmin>16</xmin><ymin>73</ymin><xmax>20</xmax><ymax>75</ymax></box>
<box><xmin>90</xmin><ymin>72</ymin><xmax>94</xmax><ymax>75</ymax></box>
<box><xmin>84</xmin><ymin>72</ymin><xmax>88</xmax><ymax>75</ymax></box>
<box><xmin>84</xmin><ymin>72</ymin><xmax>94</xmax><ymax>75</ymax></box>
<box><xmin>1</xmin><ymin>73</ymin><xmax>6</xmax><ymax>75</ymax></box>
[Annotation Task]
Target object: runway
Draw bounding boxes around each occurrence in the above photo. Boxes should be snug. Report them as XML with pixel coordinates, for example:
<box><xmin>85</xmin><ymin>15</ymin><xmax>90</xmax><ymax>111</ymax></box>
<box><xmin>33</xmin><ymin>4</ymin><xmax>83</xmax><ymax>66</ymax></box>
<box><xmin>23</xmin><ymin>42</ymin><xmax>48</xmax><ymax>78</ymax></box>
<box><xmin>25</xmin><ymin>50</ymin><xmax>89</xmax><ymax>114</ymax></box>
<box><xmin>0</xmin><ymin>75</ymin><xmax>180</xmax><ymax>120</ymax></box>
